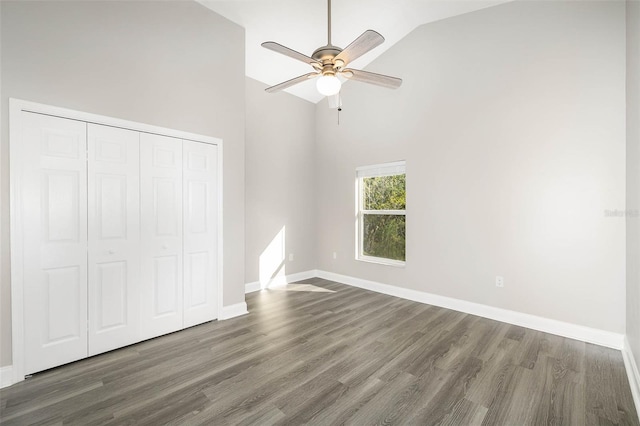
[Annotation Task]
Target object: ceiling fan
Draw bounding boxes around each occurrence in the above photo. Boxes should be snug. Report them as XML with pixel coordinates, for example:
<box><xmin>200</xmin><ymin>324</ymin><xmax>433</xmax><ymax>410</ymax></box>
<box><xmin>261</xmin><ymin>0</ymin><xmax>402</xmax><ymax>96</ymax></box>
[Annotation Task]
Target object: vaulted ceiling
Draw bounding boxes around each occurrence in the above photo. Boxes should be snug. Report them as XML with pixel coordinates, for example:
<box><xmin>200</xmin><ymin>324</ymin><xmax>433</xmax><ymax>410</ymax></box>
<box><xmin>199</xmin><ymin>0</ymin><xmax>509</xmax><ymax>103</ymax></box>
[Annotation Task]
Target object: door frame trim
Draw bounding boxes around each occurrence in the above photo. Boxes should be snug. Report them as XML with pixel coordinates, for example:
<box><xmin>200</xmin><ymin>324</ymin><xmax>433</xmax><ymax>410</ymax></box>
<box><xmin>9</xmin><ymin>98</ymin><xmax>224</xmax><ymax>384</ymax></box>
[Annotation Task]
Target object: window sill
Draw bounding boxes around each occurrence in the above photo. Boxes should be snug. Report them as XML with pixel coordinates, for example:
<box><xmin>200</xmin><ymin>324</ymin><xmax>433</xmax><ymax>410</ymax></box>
<box><xmin>356</xmin><ymin>255</ymin><xmax>406</xmax><ymax>268</ymax></box>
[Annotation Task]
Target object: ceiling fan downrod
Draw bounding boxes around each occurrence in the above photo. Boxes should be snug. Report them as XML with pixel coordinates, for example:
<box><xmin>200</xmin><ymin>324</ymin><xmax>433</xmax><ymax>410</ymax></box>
<box><xmin>327</xmin><ymin>0</ymin><xmax>332</xmax><ymax>46</ymax></box>
<box><xmin>312</xmin><ymin>0</ymin><xmax>342</xmax><ymax>70</ymax></box>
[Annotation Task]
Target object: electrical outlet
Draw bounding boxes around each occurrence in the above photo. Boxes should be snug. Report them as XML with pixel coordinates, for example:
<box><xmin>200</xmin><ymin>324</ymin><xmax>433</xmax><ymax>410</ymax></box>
<box><xmin>289</xmin><ymin>253</ymin><xmax>294</xmax><ymax>261</ymax></box>
<box><xmin>495</xmin><ymin>276</ymin><xmax>504</xmax><ymax>288</ymax></box>
<box><xmin>332</xmin><ymin>252</ymin><xmax>337</xmax><ymax>259</ymax></box>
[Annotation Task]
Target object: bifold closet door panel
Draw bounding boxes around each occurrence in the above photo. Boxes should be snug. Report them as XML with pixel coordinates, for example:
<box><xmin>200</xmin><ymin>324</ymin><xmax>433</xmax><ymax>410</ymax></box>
<box><xmin>87</xmin><ymin>124</ymin><xmax>141</xmax><ymax>356</ymax></box>
<box><xmin>183</xmin><ymin>140</ymin><xmax>218</xmax><ymax>327</ymax></box>
<box><xmin>21</xmin><ymin>112</ymin><xmax>89</xmax><ymax>375</ymax></box>
<box><xmin>140</xmin><ymin>133</ymin><xmax>184</xmax><ymax>339</ymax></box>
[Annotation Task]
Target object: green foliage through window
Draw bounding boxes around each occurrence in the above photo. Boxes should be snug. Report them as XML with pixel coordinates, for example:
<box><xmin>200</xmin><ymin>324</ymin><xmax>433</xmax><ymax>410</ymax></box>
<box><xmin>360</xmin><ymin>173</ymin><xmax>406</xmax><ymax>263</ymax></box>
<box><xmin>363</xmin><ymin>175</ymin><xmax>406</xmax><ymax>211</ymax></box>
<box><xmin>363</xmin><ymin>214</ymin><xmax>405</xmax><ymax>261</ymax></box>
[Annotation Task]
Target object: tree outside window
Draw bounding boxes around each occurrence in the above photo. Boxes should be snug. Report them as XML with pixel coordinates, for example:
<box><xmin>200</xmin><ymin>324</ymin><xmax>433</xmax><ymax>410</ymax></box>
<box><xmin>357</xmin><ymin>162</ymin><xmax>406</xmax><ymax>265</ymax></box>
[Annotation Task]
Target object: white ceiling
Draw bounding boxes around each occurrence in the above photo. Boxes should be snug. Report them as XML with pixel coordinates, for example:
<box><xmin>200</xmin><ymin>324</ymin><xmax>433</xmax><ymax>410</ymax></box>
<box><xmin>198</xmin><ymin>0</ymin><xmax>509</xmax><ymax>103</ymax></box>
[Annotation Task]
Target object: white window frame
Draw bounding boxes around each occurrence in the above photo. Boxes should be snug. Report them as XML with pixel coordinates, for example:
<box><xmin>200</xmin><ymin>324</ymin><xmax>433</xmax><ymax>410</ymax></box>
<box><xmin>356</xmin><ymin>161</ymin><xmax>406</xmax><ymax>267</ymax></box>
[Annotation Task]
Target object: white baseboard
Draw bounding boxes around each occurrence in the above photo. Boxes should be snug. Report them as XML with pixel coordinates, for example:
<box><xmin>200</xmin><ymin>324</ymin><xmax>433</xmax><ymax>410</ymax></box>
<box><xmin>219</xmin><ymin>302</ymin><xmax>249</xmax><ymax>320</ymax></box>
<box><xmin>623</xmin><ymin>336</ymin><xmax>640</xmax><ymax>419</ymax></box>
<box><xmin>1</xmin><ymin>365</ymin><xmax>13</xmax><ymax>389</ymax></box>
<box><xmin>245</xmin><ymin>281</ymin><xmax>261</xmax><ymax>294</ymax></box>
<box><xmin>245</xmin><ymin>269</ymin><xmax>318</xmax><ymax>294</ymax></box>
<box><xmin>316</xmin><ymin>270</ymin><xmax>624</xmax><ymax>350</ymax></box>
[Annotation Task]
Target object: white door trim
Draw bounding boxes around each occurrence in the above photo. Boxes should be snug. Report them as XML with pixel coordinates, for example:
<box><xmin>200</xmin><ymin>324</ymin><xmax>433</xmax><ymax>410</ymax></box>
<box><xmin>9</xmin><ymin>98</ymin><xmax>224</xmax><ymax>384</ymax></box>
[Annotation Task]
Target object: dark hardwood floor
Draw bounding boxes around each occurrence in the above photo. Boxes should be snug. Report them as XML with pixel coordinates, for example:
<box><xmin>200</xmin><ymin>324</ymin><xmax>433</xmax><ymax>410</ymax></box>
<box><xmin>1</xmin><ymin>278</ymin><xmax>638</xmax><ymax>425</ymax></box>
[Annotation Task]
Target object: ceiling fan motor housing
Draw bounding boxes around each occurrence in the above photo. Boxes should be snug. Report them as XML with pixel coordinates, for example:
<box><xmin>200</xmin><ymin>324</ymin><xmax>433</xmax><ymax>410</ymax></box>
<box><xmin>312</xmin><ymin>45</ymin><xmax>344</xmax><ymax>75</ymax></box>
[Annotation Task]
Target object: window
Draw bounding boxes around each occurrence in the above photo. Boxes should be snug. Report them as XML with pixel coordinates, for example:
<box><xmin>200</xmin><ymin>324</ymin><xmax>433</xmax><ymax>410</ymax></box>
<box><xmin>356</xmin><ymin>161</ymin><xmax>406</xmax><ymax>266</ymax></box>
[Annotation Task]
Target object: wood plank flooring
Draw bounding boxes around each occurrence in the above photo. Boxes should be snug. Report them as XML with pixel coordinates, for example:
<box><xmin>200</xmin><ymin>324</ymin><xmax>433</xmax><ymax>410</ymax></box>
<box><xmin>1</xmin><ymin>278</ymin><xmax>638</xmax><ymax>425</ymax></box>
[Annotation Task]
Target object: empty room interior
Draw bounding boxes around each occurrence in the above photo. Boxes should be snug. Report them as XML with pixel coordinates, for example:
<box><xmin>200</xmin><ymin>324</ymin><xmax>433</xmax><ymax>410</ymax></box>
<box><xmin>1</xmin><ymin>0</ymin><xmax>639</xmax><ymax>424</ymax></box>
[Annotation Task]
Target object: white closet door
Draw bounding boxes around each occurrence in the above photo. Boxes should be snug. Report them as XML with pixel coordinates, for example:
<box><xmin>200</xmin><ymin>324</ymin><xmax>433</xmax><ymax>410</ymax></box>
<box><xmin>183</xmin><ymin>141</ymin><xmax>218</xmax><ymax>327</ymax></box>
<box><xmin>87</xmin><ymin>124</ymin><xmax>140</xmax><ymax>355</ymax></box>
<box><xmin>21</xmin><ymin>112</ymin><xmax>88</xmax><ymax>374</ymax></box>
<box><xmin>140</xmin><ymin>133</ymin><xmax>184</xmax><ymax>339</ymax></box>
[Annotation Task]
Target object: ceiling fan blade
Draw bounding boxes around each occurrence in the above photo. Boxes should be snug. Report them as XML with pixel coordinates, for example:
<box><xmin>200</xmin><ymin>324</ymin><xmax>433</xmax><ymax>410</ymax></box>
<box><xmin>265</xmin><ymin>72</ymin><xmax>319</xmax><ymax>93</ymax></box>
<box><xmin>341</xmin><ymin>68</ymin><xmax>402</xmax><ymax>89</ymax></box>
<box><xmin>334</xmin><ymin>30</ymin><xmax>385</xmax><ymax>67</ymax></box>
<box><xmin>262</xmin><ymin>42</ymin><xmax>322</xmax><ymax>68</ymax></box>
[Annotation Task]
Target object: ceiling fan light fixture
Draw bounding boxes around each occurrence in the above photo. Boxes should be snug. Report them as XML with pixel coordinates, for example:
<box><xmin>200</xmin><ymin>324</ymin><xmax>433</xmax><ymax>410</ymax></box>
<box><xmin>316</xmin><ymin>74</ymin><xmax>341</xmax><ymax>96</ymax></box>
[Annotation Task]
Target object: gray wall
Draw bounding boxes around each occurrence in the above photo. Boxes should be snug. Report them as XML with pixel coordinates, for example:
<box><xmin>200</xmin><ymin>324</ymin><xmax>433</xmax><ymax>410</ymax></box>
<box><xmin>627</xmin><ymin>0</ymin><xmax>640</xmax><ymax>369</ymax></box>
<box><xmin>0</xmin><ymin>1</ymin><xmax>246</xmax><ymax>367</ymax></box>
<box><xmin>245</xmin><ymin>77</ymin><xmax>316</xmax><ymax>285</ymax></box>
<box><xmin>315</xmin><ymin>0</ymin><xmax>627</xmax><ymax>333</ymax></box>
